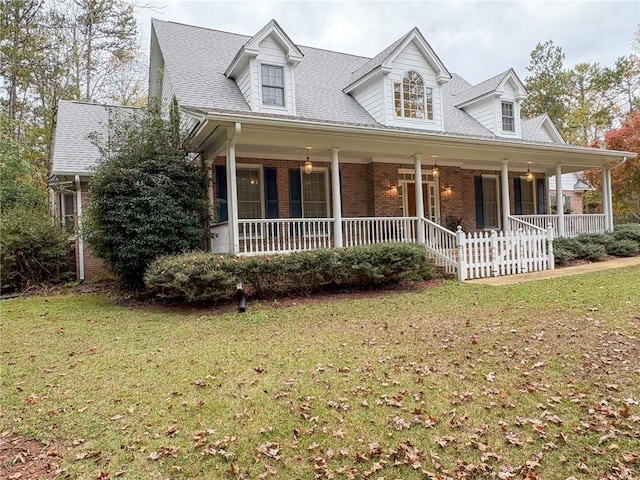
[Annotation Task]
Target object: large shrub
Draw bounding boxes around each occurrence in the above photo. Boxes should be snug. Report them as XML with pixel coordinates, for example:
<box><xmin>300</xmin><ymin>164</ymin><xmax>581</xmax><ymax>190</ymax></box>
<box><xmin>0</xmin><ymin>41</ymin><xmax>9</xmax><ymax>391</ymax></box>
<box><xmin>553</xmin><ymin>228</ymin><xmax>640</xmax><ymax>266</ymax></box>
<box><xmin>1</xmin><ymin>206</ymin><xmax>71</xmax><ymax>292</ymax></box>
<box><xmin>145</xmin><ymin>243</ymin><xmax>436</xmax><ymax>302</ymax></box>
<box><xmin>85</xmin><ymin>100</ymin><xmax>209</xmax><ymax>287</ymax></box>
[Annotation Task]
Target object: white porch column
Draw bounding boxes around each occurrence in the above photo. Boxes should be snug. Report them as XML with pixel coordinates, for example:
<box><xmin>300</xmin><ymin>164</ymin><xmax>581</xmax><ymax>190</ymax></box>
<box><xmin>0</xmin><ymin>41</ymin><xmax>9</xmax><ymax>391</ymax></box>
<box><xmin>501</xmin><ymin>160</ymin><xmax>510</xmax><ymax>231</ymax></box>
<box><xmin>330</xmin><ymin>148</ymin><xmax>343</xmax><ymax>248</ymax></box>
<box><xmin>225</xmin><ymin>141</ymin><xmax>240</xmax><ymax>254</ymax></box>
<box><xmin>74</xmin><ymin>175</ymin><xmax>85</xmax><ymax>281</ymax></box>
<box><xmin>603</xmin><ymin>167</ymin><xmax>614</xmax><ymax>232</ymax></box>
<box><xmin>414</xmin><ymin>154</ymin><xmax>425</xmax><ymax>244</ymax></box>
<box><xmin>205</xmin><ymin>159</ymin><xmax>215</xmax><ymax>251</ymax></box>
<box><xmin>555</xmin><ymin>164</ymin><xmax>565</xmax><ymax>237</ymax></box>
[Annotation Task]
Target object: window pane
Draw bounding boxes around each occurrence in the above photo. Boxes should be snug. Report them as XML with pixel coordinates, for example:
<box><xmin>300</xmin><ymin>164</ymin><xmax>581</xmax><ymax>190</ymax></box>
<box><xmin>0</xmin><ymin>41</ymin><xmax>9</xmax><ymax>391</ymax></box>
<box><xmin>262</xmin><ymin>86</ymin><xmax>284</xmax><ymax>106</ymax></box>
<box><xmin>501</xmin><ymin>101</ymin><xmax>514</xmax><ymax>132</ymax></box>
<box><xmin>302</xmin><ymin>171</ymin><xmax>327</xmax><ymax>218</ymax></box>
<box><xmin>482</xmin><ymin>177</ymin><xmax>499</xmax><ymax>229</ymax></box>
<box><xmin>394</xmin><ymin>82</ymin><xmax>402</xmax><ymax>116</ymax></box>
<box><xmin>521</xmin><ymin>180</ymin><xmax>535</xmax><ymax>215</ymax></box>
<box><xmin>425</xmin><ymin>87</ymin><xmax>433</xmax><ymax>120</ymax></box>
<box><xmin>402</xmin><ymin>71</ymin><xmax>425</xmax><ymax>119</ymax></box>
<box><xmin>261</xmin><ymin>65</ymin><xmax>284</xmax><ymax>87</ymax></box>
<box><xmin>237</xmin><ymin>168</ymin><xmax>261</xmax><ymax>219</ymax></box>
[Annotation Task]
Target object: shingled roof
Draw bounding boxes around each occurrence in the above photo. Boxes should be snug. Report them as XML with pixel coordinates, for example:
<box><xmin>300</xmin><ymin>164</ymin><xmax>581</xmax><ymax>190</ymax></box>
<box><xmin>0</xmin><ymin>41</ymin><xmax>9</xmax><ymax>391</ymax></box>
<box><xmin>51</xmin><ymin>101</ymin><xmax>141</xmax><ymax>175</ymax></box>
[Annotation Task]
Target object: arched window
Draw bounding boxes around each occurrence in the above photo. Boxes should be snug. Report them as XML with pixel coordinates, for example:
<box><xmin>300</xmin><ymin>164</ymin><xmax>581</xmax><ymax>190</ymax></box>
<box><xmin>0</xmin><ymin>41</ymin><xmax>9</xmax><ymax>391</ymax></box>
<box><xmin>393</xmin><ymin>71</ymin><xmax>433</xmax><ymax>120</ymax></box>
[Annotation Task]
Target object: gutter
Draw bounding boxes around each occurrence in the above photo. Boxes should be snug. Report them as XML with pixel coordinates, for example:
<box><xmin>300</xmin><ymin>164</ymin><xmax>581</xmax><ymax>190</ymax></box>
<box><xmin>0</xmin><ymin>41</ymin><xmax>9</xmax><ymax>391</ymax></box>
<box><xmin>196</xmin><ymin>110</ymin><xmax>636</xmax><ymax>161</ymax></box>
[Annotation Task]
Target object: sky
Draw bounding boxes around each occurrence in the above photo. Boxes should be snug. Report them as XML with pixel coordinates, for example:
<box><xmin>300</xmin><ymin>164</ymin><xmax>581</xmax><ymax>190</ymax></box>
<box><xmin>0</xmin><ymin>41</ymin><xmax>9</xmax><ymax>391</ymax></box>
<box><xmin>134</xmin><ymin>0</ymin><xmax>639</xmax><ymax>85</ymax></box>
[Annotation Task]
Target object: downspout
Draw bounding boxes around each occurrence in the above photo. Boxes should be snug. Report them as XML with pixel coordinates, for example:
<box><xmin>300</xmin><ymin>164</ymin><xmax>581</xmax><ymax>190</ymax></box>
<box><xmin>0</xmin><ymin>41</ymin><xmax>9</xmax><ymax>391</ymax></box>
<box><xmin>75</xmin><ymin>175</ymin><xmax>85</xmax><ymax>282</ymax></box>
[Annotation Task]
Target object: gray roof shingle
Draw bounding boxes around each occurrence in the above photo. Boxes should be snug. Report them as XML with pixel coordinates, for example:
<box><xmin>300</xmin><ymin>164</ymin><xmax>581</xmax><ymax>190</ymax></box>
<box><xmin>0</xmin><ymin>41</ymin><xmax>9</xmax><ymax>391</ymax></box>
<box><xmin>51</xmin><ymin>101</ymin><xmax>141</xmax><ymax>175</ymax></box>
<box><xmin>452</xmin><ymin>69</ymin><xmax>511</xmax><ymax>106</ymax></box>
<box><xmin>52</xmin><ymin>20</ymin><xmax>565</xmax><ymax>175</ymax></box>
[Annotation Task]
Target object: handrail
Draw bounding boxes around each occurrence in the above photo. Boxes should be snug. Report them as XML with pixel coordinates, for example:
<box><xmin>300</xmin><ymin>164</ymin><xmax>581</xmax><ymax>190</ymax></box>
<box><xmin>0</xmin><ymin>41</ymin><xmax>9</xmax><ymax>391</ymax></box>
<box><xmin>508</xmin><ymin>215</ymin><xmax>546</xmax><ymax>232</ymax></box>
<box><xmin>420</xmin><ymin>217</ymin><xmax>457</xmax><ymax>272</ymax></box>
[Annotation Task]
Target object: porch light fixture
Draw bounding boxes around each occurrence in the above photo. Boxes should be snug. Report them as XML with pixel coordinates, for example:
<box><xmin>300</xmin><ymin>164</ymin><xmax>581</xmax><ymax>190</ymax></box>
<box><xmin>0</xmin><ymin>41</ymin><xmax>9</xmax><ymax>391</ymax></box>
<box><xmin>303</xmin><ymin>148</ymin><xmax>313</xmax><ymax>174</ymax></box>
<box><xmin>525</xmin><ymin>164</ymin><xmax>534</xmax><ymax>183</ymax></box>
<box><xmin>431</xmin><ymin>156</ymin><xmax>440</xmax><ymax>177</ymax></box>
<box><xmin>389</xmin><ymin>184</ymin><xmax>398</xmax><ymax>194</ymax></box>
<box><xmin>442</xmin><ymin>185</ymin><xmax>453</xmax><ymax>198</ymax></box>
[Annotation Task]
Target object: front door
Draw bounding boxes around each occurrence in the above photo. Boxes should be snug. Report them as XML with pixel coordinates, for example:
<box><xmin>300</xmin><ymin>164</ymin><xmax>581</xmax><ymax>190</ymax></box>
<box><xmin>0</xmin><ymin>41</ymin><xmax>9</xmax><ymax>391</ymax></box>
<box><xmin>404</xmin><ymin>182</ymin><xmax>438</xmax><ymax>222</ymax></box>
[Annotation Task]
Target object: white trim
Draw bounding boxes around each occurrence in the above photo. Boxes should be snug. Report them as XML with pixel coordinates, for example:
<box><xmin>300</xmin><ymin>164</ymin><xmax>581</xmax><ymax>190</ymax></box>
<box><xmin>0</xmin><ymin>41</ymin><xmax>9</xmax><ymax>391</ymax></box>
<box><xmin>74</xmin><ymin>175</ymin><xmax>85</xmax><ymax>281</ymax></box>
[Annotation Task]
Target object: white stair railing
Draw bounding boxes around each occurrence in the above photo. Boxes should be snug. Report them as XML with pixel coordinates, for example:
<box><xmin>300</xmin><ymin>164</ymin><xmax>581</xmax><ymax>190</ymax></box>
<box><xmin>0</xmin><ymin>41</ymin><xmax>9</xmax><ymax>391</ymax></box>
<box><xmin>420</xmin><ymin>217</ymin><xmax>458</xmax><ymax>275</ymax></box>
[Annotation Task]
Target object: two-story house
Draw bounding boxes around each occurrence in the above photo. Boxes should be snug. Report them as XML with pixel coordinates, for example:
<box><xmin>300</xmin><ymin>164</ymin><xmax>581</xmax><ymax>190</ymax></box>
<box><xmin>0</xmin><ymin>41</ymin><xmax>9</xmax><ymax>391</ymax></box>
<box><xmin>51</xmin><ymin>19</ymin><xmax>634</xmax><ymax>281</ymax></box>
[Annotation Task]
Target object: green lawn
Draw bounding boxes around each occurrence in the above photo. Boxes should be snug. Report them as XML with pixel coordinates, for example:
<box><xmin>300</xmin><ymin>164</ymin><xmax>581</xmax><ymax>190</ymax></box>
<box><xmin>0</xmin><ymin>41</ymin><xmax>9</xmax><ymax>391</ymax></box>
<box><xmin>2</xmin><ymin>267</ymin><xmax>639</xmax><ymax>479</ymax></box>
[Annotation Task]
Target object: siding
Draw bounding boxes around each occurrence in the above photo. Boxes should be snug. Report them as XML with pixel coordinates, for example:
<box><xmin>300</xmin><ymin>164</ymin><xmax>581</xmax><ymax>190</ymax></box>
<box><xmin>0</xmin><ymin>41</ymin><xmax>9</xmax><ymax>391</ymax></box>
<box><xmin>237</xmin><ymin>63</ymin><xmax>253</xmax><ymax>108</ymax></box>
<box><xmin>254</xmin><ymin>35</ymin><xmax>295</xmax><ymax>115</ymax></box>
<box><xmin>351</xmin><ymin>79</ymin><xmax>385</xmax><ymax>123</ymax></box>
<box><xmin>161</xmin><ymin>71</ymin><xmax>176</xmax><ymax>110</ymax></box>
<box><xmin>384</xmin><ymin>40</ymin><xmax>443</xmax><ymax>131</ymax></box>
<box><xmin>464</xmin><ymin>97</ymin><xmax>495</xmax><ymax>133</ymax></box>
<box><xmin>495</xmin><ymin>80</ymin><xmax>521</xmax><ymax>138</ymax></box>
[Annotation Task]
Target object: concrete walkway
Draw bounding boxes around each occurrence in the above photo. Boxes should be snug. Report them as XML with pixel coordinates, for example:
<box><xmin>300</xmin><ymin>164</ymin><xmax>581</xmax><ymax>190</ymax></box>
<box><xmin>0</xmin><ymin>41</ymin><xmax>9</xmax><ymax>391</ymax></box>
<box><xmin>466</xmin><ymin>256</ymin><xmax>640</xmax><ymax>286</ymax></box>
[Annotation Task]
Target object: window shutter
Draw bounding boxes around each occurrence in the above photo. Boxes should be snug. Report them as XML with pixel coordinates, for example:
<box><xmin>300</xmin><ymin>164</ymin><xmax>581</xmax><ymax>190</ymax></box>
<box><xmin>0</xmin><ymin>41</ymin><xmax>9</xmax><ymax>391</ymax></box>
<box><xmin>215</xmin><ymin>165</ymin><xmax>228</xmax><ymax>222</ymax></box>
<box><xmin>536</xmin><ymin>178</ymin><xmax>546</xmax><ymax>214</ymax></box>
<box><xmin>264</xmin><ymin>167</ymin><xmax>279</xmax><ymax>219</ymax></box>
<box><xmin>474</xmin><ymin>176</ymin><xmax>484</xmax><ymax>229</ymax></box>
<box><xmin>288</xmin><ymin>169</ymin><xmax>302</xmax><ymax>218</ymax></box>
<box><xmin>513</xmin><ymin>177</ymin><xmax>522</xmax><ymax>215</ymax></box>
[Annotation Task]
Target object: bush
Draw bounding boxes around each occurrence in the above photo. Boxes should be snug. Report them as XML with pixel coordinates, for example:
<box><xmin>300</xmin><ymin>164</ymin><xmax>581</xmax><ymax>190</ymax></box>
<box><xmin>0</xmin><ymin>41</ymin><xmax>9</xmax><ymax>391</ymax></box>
<box><xmin>606</xmin><ymin>239</ymin><xmax>639</xmax><ymax>257</ymax></box>
<box><xmin>145</xmin><ymin>243</ymin><xmax>436</xmax><ymax>302</ymax></box>
<box><xmin>553</xmin><ymin>245</ymin><xmax>577</xmax><ymax>265</ymax></box>
<box><xmin>85</xmin><ymin>99</ymin><xmax>209</xmax><ymax>287</ymax></box>
<box><xmin>613</xmin><ymin>224</ymin><xmax>640</xmax><ymax>244</ymax></box>
<box><xmin>1</xmin><ymin>206</ymin><xmax>72</xmax><ymax>292</ymax></box>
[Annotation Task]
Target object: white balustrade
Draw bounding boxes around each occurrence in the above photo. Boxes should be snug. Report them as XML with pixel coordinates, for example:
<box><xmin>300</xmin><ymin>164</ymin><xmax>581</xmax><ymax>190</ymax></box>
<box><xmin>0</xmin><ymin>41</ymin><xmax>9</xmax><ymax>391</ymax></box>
<box><xmin>238</xmin><ymin>218</ymin><xmax>333</xmax><ymax>254</ymax></box>
<box><xmin>514</xmin><ymin>214</ymin><xmax>606</xmax><ymax>237</ymax></box>
<box><xmin>342</xmin><ymin>217</ymin><xmax>417</xmax><ymax>247</ymax></box>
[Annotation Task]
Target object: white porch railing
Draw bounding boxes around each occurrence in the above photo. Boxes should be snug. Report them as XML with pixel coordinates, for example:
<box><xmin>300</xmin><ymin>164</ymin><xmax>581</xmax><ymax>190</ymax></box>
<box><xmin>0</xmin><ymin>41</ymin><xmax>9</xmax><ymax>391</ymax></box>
<box><xmin>420</xmin><ymin>218</ymin><xmax>458</xmax><ymax>274</ymax></box>
<box><xmin>220</xmin><ymin>217</ymin><xmax>557</xmax><ymax>281</ymax></box>
<box><xmin>508</xmin><ymin>215</ymin><xmax>546</xmax><ymax>233</ymax></box>
<box><xmin>342</xmin><ymin>217</ymin><xmax>417</xmax><ymax>247</ymax></box>
<box><xmin>514</xmin><ymin>214</ymin><xmax>606</xmax><ymax>237</ymax></box>
<box><xmin>238</xmin><ymin>218</ymin><xmax>333</xmax><ymax>254</ymax></box>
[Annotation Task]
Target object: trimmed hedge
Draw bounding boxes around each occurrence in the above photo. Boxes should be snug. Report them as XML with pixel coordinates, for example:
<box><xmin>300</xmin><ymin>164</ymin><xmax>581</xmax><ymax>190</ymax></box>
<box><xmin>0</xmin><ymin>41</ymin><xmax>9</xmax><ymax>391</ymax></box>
<box><xmin>553</xmin><ymin>225</ymin><xmax>640</xmax><ymax>265</ymax></box>
<box><xmin>144</xmin><ymin>243</ymin><xmax>436</xmax><ymax>302</ymax></box>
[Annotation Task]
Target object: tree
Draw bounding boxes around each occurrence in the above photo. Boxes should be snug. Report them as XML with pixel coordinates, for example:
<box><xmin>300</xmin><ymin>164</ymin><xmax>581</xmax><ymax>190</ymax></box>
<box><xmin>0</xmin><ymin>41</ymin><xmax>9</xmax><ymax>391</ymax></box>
<box><xmin>521</xmin><ymin>40</ymin><xmax>568</xmax><ymax>129</ymax></box>
<box><xmin>85</xmin><ymin>100</ymin><xmax>209</xmax><ymax>287</ymax></box>
<box><xmin>0</xmin><ymin>110</ymin><xmax>70</xmax><ymax>292</ymax></box>
<box><xmin>583</xmin><ymin>111</ymin><xmax>640</xmax><ymax>223</ymax></box>
<box><xmin>564</xmin><ymin>62</ymin><xmax>615</xmax><ymax>146</ymax></box>
<box><xmin>605</xmin><ymin>55</ymin><xmax>640</xmax><ymax>117</ymax></box>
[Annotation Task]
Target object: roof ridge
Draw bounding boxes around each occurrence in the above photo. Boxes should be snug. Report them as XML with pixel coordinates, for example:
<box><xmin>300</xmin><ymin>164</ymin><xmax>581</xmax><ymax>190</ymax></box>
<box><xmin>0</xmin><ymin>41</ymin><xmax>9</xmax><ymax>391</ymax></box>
<box><xmin>152</xmin><ymin>17</ymin><xmax>371</xmax><ymax>61</ymax></box>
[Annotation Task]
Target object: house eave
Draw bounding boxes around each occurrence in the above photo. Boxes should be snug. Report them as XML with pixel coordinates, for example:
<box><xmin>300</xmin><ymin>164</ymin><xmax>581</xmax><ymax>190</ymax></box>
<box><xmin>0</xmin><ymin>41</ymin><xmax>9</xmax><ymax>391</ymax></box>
<box><xmin>186</xmin><ymin>108</ymin><xmax>635</xmax><ymax>167</ymax></box>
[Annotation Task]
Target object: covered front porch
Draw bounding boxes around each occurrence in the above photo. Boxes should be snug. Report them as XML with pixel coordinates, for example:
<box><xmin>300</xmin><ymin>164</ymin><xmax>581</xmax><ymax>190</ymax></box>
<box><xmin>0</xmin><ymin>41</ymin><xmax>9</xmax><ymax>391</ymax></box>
<box><xmin>191</xmin><ymin>117</ymin><xmax>626</xmax><ymax>280</ymax></box>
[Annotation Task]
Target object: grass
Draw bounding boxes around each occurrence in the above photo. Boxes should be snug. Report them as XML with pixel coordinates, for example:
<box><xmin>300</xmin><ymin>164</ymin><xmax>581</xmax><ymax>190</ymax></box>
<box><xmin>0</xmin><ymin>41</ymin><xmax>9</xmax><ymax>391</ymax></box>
<box><xmin>2</xmin><ymin>267</ymin><xmax>640</xmax><ymax>479</ymax></box>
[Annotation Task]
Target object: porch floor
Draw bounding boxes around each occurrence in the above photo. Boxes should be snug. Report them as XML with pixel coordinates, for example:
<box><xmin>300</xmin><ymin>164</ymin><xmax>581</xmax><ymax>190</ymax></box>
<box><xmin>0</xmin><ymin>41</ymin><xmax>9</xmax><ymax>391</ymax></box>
<box><xmin>466</xmin><ymin>256</ymin><xmax>640</xmax><ymax>286</ymax></box>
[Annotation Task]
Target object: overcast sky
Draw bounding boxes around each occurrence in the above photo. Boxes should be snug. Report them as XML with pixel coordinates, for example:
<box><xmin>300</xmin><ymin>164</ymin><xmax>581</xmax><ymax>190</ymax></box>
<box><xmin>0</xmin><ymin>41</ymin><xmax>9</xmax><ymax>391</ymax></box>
<box><xmin>135</xmin><ymin>0</ymin><xmax>639</xmax><ymax>85</ymax></box>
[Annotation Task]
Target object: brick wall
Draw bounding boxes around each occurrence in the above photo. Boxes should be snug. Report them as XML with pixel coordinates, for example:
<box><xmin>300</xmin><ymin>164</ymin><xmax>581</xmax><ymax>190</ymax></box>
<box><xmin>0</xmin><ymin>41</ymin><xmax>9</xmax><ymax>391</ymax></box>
<box><xmin>212</xmin><ymin>157</ymin><xmax>372</xmax><ymax>218</ymax></box>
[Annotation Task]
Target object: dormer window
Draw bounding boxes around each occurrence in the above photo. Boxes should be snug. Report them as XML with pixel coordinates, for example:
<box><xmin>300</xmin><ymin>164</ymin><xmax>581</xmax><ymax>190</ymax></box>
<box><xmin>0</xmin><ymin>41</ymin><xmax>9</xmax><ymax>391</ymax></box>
<box><xmin>393</xmin><ymin>71</ymin><xmax>433</xmax><ymax>120</ymax></box>
<box><xmin>261</xmin><ymin>64</ymin><xmax>284</xmax><ymax>106</ymax></box>
<box><xmin>501</xmin><ymin>101</ymin><xmax>514</xmax><ymax>132</ymax></box>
